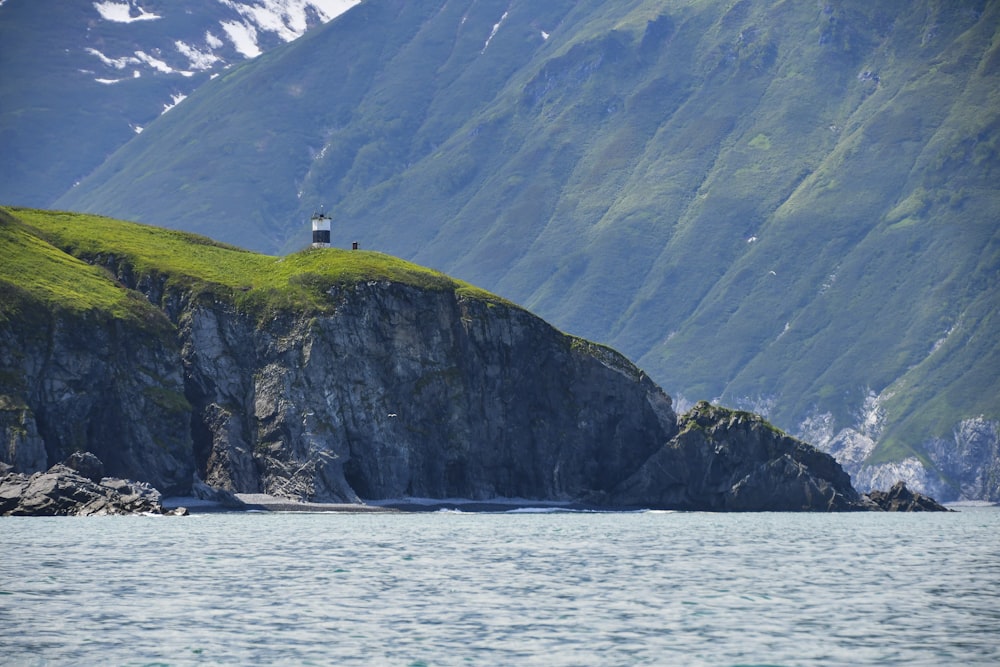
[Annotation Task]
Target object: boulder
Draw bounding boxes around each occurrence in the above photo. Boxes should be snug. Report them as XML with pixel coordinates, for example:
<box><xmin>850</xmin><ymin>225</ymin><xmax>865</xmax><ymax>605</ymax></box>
<box><xmin>0</xmin><ymin>454</ymin><xmax>181</xmax><ymax>516</ymax></box>
<box><xmin>864</xmin><ymin>481</ymin><xmax>951</xmax><ymax>512</ymax></box>
<box><xmin>60</xmin><ymin>451</ymin><xmax>105</xmax><ymax>483</ymax></box>
<box><xmin>192</xmin><ymin>475</ymin><xmax>247</xmax><ymax>509</ymax></box>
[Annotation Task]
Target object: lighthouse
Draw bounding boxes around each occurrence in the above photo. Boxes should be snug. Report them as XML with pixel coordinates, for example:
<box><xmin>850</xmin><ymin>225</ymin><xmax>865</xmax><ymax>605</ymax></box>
<box><xmin>311</xmin><ymin>210</ymin><xmax>331</xmax><ymax>248</ymax></box>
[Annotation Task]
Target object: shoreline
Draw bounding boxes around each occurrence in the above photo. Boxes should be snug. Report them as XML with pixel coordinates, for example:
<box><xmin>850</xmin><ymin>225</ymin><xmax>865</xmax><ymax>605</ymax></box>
<box><xmin>162</xmin><ymin>494</ymin><xmax>597</xmax><ymax>514</ymax></box>
<box><xmin>160</xmin><ymin>494</ymin><xmax>994</xmax><ymax>515</ymax></box>
<box><xmin>162</xmin><ymin>494</ymin><xmax>399</xmax><ymax>513</ymax></box>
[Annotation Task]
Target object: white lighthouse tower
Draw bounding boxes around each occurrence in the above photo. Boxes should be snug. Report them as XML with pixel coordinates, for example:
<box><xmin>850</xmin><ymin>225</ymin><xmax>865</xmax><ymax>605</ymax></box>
<box><xmin>311</xmin><ymin>210</ymin><xmax>331</xmax><ymax>248</ymax></box>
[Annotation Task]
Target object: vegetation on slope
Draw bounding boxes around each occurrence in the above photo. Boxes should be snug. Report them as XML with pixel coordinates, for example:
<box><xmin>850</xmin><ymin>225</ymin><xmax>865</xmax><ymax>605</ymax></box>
<box><xmin>0</xmin><ymin>208</ymin><xmax>162</xmax><ymax>326</ymax></box>
<box><xmin>1</xmin><ymin>207</ymin><xmax>506</xmax><ymax>324</ymax></box>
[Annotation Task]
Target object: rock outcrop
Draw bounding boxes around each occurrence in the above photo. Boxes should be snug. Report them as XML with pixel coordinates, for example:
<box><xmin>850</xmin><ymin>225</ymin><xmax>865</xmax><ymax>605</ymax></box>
<box><xmin>800</xmin><ymin>405</ymin><xmax>999</xmax><ymax>503</ymax></box>
<box><xmin>599</xmin><ymin>402</ymin><xmax>870</xmax><ymax>511</ymax></box>
<box><xmin>864</xmin><ymin>481</ymin><xmax>951</xmax><ymax>512</ymax></box>
<box><xmin>0</xmin><ymin>452</ymin><xmax>185</xmax><ymax>516</ymax></box>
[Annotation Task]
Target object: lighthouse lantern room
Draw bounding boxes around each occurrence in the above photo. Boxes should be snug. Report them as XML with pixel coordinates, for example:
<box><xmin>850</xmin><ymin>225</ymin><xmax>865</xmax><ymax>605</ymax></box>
<box><xmin>311</xmin><ymin>210</ymin><xmax>332</xmax><ymax>248</ymax></box>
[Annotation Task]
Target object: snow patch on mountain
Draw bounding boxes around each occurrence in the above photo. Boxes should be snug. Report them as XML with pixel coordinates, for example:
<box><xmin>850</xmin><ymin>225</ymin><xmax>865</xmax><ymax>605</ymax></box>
<box><xmin>86</xmin><ymin>1</ymin><xmax>361</xmax><ymax>76</ymax></box>
<box><xmin>222</xmin><ymin>0</ymin><xmax>306</xmax><ymax>42</ymax></box>
<box><xmin>175</xmin><ymin>40</ymin><xmax>222</xmax><ymax>71</ymax></box>
<box><xmin>482</xmin><ymin>10</ymin><xmax>509</xmax><ymax>53</ymax></box>
<box><xmin>86</xmin><ymin>47</ymin><xmax>136</xmax><ymax>70</ymax></box>
<box><xmin>219</xmin><ymin>0</ymin><xmax>361</xmax><ymax>46</ymax></box>
<box><xmin>93</xmin><ymin>1</ymin><xmax>161</xmax><ymax>23</ymax></box>
<box><xmin>135</xmin><ymin>50</ymin><xmax>179</xmax><ymax>75</ymax></box>
<box><xmin>309</xmin><ymin>0</ymin><xmax>361</xmax><ymax>21</ymax></box>
<box><xmin>162</xmin><ymin>93</ymin><xmax>188</xmax><ymax>114</ymax></box>
<box><xmin>86</xmin><ymin>46</ymin><xmax>194</xmax><ymax>78</ymax></box>
<box><xmin>205</xmin><ymin>31</ymin><xmax>225</xmax><ymax>50</ymax></box>
<box><xmin>221</xmin><ymin>20</ymin><xmax>262</xmax><ymax>58</ymax></box>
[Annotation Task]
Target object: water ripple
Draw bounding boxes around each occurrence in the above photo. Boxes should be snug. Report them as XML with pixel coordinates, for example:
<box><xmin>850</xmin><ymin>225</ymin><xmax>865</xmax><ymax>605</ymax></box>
<box><xmin>1</xmin><ymin>509</ymin><xmax>998</xmax><ymax>666</ymax></box>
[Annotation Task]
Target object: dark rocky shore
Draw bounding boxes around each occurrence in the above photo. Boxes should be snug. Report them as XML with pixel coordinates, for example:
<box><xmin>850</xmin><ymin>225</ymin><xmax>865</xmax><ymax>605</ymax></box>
<box><xmin>0</xmin><ymin>452</ymin><xmax>187</xmax><ymax>516</ymax></box>
<box><xmin>1</xmin><ymin>453</ymin><xmax>952</xmax><ymax>516</ymax></box>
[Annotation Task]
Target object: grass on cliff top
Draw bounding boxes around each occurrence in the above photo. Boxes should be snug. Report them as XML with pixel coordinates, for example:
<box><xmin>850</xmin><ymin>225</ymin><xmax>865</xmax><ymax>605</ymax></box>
<box><xmin>1</xmin><ymin>207</ymin><xmax>507</xmax><ymax>319</ymax></box>
<box><xmin>0</xmin><ymin>207</ymin><xmax>161</xmax><ymax>324</ymax></box>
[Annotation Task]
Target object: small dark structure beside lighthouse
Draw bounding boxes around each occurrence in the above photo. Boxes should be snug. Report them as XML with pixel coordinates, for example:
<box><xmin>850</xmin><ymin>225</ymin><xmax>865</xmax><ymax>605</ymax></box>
<box><xmin>311</xmin><ymin>211</ymin><xmax>331</xmax><ymax>248</ymax></box>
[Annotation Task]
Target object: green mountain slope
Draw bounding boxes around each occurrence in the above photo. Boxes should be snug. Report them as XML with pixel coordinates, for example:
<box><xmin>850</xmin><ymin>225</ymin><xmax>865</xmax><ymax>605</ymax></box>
<box><xmin>52</xmin><ymin>0</ymin><xmax>1000</xmax><ymax>498</ymax></box>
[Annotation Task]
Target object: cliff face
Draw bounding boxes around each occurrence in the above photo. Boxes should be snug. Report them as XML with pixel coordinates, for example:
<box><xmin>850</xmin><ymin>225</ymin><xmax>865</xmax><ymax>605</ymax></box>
<box><xmin>177</xmin><ymin>280</ymin><xmax>677</xmax><ymax>503</ymax></box>
<box><xmin>1</xmin><ymin>274</ymin><xmax>871</xmax><ymax>509</ymax></box>
<box><xmin>2</xmin><ymin>270</ymin><xmax>679</xmax><ymax>504</ymax></box>
<box><xmin>0</xmin><ymin>300</ymin><xmax>193</xmax><ymax>495</ymax></box>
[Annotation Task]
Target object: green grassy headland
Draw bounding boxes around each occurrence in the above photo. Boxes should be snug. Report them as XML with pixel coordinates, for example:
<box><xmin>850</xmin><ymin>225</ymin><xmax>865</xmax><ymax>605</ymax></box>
<box><xmin>0</xmin><ymin>206</ymin><xmax>508</xmax><ymax>323</ymax></box>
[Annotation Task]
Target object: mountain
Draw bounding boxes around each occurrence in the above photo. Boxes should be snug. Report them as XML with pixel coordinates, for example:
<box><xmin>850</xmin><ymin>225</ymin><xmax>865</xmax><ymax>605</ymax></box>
<box><xmin>0</xmin><ymin>206</ymin><xmax>874</xmax><ymax>511</ymax></box>
<box><xmin>0</xmin><ymin>0</ymin><xmax>358</xmax><ymax>207</ymax></box>
<box><xmin>19</xmin><ymin>0</ymin><xmax>1000</xmax><ymax>500</ymax></box>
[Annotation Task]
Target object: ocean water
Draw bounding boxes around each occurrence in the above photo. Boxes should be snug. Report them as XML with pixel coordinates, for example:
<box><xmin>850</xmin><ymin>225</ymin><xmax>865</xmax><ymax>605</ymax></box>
<box><xmin>1</xmin><ymin>507</ymin><xmax>998</xmax><ymax>666</ymax></box>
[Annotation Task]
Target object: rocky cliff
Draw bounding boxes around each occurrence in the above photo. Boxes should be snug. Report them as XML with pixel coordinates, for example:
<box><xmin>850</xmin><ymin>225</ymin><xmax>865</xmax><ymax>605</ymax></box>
<box><xmin>0</xmin><ymin>284</ymin><xmax>194</xmax><ymax>495</ymax></box>
<box><xmin>0</xmin><ymin>208</ymin><xmax>877</xmax><ymax>510</ymax></box>
<box><xmin>175</xmin><ymin>279</ymin><xmax>679</xmax><ymax>504</ymax></box>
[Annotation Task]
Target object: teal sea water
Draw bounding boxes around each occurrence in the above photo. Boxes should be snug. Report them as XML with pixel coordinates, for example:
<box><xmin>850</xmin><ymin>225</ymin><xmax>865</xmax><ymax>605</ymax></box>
<box><xmin>2</xmin><ymin>507</ymin><xmax>998</xmax><ymax>666</ymax></box>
